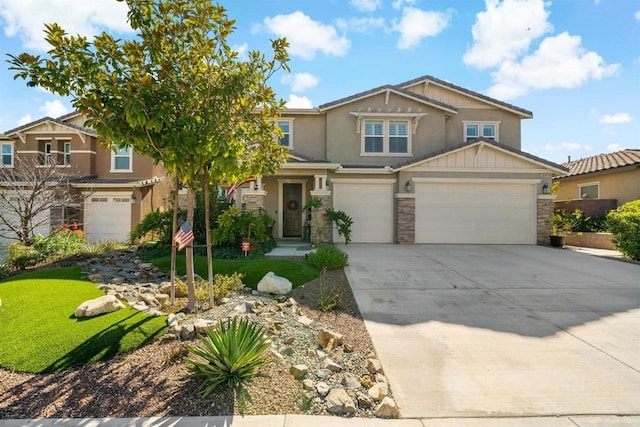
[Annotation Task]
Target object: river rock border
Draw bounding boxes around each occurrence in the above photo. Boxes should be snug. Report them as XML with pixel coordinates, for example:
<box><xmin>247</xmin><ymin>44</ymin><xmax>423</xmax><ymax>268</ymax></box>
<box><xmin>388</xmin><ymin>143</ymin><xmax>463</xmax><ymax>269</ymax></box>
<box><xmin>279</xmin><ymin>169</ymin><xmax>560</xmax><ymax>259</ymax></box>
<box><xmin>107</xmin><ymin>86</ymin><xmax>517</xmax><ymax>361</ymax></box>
<box><xmin>79</xmin><ymin>248</ymin><xmax>399</xmax><ymax>418</ymax></box>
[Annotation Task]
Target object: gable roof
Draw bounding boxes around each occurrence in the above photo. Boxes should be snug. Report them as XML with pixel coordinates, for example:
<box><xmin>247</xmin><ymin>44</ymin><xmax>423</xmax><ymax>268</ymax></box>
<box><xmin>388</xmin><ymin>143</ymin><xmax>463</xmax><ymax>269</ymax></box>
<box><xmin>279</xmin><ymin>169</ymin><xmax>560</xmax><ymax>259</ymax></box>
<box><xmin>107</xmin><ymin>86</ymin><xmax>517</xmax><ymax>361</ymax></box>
<box><xmin>4</xmin><ymin>116</ymin><xmax>98</xmax><ymax>137</ymax></box>
<box><xmin>557</xmin><ymin>149</ymin><xmax>640</xmax><ymax>178</ymax></box>
<box><xmin>318</xmin><ymin>84</ymin><xmax>458</xmax><ymax>114</ymax></box>
<box><xmin>397</xmin><ymin>74</ymin><xmax>533</xmax><ymax>118</ymax></box>
<box><xmin>394</xmin><ymin>137</ymin><xmax>568</xmax><ymax>174</ymax></box>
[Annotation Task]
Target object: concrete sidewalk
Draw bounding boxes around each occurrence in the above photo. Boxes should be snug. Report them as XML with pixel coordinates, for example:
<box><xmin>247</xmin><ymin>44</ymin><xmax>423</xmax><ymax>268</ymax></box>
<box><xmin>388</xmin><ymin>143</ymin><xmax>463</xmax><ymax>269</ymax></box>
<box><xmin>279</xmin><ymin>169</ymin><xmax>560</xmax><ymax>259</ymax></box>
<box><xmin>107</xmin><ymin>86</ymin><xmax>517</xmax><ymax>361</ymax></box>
<box><xmin>2</xmin><ymin>415</ymin><xmax>640</xmax><ymax>426</ymax></box>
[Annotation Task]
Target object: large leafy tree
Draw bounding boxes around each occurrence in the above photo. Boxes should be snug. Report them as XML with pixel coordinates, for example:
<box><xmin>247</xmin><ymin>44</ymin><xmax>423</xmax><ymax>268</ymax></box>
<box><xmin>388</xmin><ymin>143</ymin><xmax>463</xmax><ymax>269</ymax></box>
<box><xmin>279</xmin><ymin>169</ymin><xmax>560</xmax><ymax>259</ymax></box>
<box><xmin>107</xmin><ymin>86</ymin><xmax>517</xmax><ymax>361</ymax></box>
<box><xmin>8</xmin><ymin>0</ymin><xmax>289</xmax><ymax>311</ymax></box>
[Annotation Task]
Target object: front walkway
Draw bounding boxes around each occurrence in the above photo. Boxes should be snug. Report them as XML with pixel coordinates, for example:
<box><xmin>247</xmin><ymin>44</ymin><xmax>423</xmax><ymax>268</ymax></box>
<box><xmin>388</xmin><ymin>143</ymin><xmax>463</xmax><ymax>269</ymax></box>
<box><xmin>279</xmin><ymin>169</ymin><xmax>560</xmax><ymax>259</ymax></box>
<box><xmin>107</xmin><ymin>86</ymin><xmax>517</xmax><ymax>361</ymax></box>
<box><xmin>265</xmin><ymin>240</ymin><xmax>312</xmax><ymax>257</ymax></box>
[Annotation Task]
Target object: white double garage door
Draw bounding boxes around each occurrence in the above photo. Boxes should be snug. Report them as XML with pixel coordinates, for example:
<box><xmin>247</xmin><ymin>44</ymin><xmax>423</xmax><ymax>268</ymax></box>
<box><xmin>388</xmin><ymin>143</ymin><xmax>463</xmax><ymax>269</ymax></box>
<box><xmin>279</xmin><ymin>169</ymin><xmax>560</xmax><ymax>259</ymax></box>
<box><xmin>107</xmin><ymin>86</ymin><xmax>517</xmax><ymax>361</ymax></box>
<box><xmin>332</xmin><ymin>179</ymin><xmax>536</xmax><ymax>244</ymax></box>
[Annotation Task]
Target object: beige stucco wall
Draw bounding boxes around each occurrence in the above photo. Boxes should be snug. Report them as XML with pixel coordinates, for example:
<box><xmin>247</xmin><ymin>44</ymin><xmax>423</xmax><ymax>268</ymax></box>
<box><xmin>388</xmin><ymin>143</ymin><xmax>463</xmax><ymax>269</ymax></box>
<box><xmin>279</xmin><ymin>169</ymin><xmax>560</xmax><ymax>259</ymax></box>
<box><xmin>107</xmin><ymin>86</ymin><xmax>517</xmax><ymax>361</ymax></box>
<box><xmin>324</xmin><ymin>92</ymin><xmax>447</xmax><ymax>166</ymax></box>
<box><xmin>555</xmin><ymin>168</ymin><xmax>640</xmax><ymax>206</ymax></box>
<box><xmin>94</xmin><ymin>145</ymin><xmax>155</xmax><ymax>179</ymax></box>
<box><xmin>283</xmin><ymin>113</ymin><xmax>326</xmax><ymax>160</ymax></box>
<box><xmin>447</xmin><ymin>108</ymin><xmax>522</xmax><ymax>150</ymax></box>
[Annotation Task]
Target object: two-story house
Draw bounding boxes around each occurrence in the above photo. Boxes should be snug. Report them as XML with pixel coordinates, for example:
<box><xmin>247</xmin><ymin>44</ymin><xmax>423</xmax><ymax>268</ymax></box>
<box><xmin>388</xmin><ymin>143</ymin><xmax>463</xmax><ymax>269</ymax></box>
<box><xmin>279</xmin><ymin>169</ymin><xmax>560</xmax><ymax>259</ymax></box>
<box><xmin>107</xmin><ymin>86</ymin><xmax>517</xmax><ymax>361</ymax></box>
<box><xmin>0</xmin><ymin>112</ymin><xmax>170</xmax><ymax>243</ymax></box>
<box><xmin>242</xmin><ymin>74</ymin><xmax>568</xmax><ymax>245</ymax></box>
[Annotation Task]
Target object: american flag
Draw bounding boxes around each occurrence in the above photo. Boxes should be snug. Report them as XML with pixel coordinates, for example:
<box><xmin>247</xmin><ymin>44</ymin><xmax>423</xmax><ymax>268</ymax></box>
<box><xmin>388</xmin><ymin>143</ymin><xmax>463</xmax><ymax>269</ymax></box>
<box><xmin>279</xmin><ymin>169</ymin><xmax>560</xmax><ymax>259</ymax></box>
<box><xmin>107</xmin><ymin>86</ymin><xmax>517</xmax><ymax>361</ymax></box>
<box><xmin>174</xmin><ymin>220</ymin><xmax>194</xmax><ymax>251</ymax></box>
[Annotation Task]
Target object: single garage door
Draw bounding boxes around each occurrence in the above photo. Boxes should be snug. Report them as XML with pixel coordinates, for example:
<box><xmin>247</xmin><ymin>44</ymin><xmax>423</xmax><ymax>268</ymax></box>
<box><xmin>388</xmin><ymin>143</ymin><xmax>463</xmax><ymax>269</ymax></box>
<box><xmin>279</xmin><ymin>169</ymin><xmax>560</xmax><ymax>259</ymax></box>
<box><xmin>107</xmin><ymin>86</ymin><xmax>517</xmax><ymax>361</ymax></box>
<box><xmin>332</xmin><ymin>180</ymin><xmax>395</xmax><ymax>243</ymax></box>
<box><xmin>415</xmin><ymin>181</ymin><xmax>535</xmax><ymax>244</ymax></box>
<box><xmin>84</xmin><ymin>193</ymin><xmax>132</xmax><ymax>242</ymax></box>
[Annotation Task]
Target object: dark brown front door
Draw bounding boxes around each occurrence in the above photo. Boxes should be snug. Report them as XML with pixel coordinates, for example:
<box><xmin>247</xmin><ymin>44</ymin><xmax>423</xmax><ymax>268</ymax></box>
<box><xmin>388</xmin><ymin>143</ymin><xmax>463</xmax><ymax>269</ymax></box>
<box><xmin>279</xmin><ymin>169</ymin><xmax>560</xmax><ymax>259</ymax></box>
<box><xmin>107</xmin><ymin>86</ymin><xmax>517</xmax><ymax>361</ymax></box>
<box><xmin>283</xmin><ymin>183</ymin><xmax>302</xmax><ymax>237</ymax></box>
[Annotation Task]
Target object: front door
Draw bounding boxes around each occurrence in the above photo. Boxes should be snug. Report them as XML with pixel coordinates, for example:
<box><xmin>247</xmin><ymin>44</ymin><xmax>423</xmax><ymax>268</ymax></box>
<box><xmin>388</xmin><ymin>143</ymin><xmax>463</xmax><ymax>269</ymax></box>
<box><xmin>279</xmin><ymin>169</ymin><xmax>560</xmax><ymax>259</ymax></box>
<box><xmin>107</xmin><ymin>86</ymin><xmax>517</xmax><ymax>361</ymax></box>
<box><xmin>283</xmin><ymin>183</ymin><xmax>302</xmax><ymax>237</ymax></box>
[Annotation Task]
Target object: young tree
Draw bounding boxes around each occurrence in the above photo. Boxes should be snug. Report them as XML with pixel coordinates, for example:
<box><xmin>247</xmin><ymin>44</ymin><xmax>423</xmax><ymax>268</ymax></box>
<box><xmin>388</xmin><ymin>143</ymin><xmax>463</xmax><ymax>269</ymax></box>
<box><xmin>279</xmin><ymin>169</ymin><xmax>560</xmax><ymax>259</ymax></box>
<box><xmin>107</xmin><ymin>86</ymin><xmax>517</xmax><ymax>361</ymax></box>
<box><xmin>0</xmin><ymin>157</ymin><xmax>83</xmax><ymax>245</ymax></box>
<box><xmin>8</xmin><ymin>0</ymin><xmax>289</xmax><ymax>311</ymax></box>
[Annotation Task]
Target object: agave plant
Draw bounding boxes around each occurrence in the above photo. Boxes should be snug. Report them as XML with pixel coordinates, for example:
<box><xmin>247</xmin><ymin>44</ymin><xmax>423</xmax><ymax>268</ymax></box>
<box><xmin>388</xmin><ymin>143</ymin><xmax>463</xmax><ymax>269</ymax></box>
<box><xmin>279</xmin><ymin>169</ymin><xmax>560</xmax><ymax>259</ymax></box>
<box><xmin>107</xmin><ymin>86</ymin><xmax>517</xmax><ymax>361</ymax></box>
<box><xmin>184</xmin><ymin>317</ymin><xmax>270</xmax><ymax>395</ymax></box>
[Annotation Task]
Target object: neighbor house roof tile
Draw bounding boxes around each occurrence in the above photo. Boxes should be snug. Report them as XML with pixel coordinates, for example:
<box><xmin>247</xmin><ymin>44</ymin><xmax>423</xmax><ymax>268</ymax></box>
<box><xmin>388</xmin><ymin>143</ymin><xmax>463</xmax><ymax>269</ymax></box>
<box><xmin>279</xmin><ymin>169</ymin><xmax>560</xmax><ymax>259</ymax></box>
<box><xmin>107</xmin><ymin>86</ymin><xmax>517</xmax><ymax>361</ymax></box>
<box><xmin>558</xmin><ymin>149</ymin><xmax>640</xmax><ymax>178</ymax></box>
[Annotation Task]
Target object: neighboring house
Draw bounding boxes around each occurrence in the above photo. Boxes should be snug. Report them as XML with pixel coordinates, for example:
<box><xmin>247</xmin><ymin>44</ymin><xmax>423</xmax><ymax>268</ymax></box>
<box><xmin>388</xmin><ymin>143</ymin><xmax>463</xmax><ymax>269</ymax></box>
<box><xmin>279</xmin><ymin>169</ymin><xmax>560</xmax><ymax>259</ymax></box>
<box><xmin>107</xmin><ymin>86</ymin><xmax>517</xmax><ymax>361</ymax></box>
<box><xmin>553</xmin><ymin>150</ymin><xmax>640</xmax><ymax>217</ymax></box>
<box><xmin>241</xmin><ymin>74</ymin><xmax>568</xmax><ymax>245</ymax></box>
<box><xmin>0</xmin><ymin>112</ymin><xmax>170</xmax><ymax>243</ymax></box>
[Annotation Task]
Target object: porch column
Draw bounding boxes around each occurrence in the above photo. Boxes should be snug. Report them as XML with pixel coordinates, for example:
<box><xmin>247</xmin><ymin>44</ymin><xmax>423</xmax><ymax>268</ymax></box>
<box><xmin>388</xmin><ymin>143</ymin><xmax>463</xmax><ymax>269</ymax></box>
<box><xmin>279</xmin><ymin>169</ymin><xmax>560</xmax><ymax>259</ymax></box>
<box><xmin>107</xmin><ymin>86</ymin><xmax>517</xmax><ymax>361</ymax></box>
<box><xmin>243</xmin><ymin>177</ymin><xmax>267</xmax><ymax>212</ymax></box>
<box><xmin>537</xmin><ymin>194</ymin><xmax>556</xmax><ymax>245</ymax></box>
<box><xmin>309</xmin><ymin>181</ymin><xmax>332</xmax><ymax>243</ymax></box>
<box><xmin>395</xmin><ymin>194</ymin><xmax>415</xmax><ymax>243</ymax></box>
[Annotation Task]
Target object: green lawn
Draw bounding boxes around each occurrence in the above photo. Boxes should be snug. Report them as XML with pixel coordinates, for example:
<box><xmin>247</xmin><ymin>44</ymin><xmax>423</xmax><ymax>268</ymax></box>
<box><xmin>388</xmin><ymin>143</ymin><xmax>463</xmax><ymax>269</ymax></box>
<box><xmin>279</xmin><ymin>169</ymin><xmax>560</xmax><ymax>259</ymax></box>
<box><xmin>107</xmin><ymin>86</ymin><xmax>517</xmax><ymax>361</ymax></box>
<box><xmin>151</xmin><ymin>256</ymin><xmax>320</xmax><ymax>288</ymax></box>
<box><xmin>0</xmin><ymin>267</ymin><xmax>167</xmax><ymax>373</ymax></box>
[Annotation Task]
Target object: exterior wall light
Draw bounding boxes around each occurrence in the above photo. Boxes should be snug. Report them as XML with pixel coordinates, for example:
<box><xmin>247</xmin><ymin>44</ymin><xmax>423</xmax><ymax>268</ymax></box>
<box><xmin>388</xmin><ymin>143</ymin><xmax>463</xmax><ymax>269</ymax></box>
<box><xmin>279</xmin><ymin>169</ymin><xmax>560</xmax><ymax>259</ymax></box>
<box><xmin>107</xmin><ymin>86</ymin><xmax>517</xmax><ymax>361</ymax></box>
<box><xmin>542</xmin><ymin>183</ymin><xmax>550</xmax><ymax>194</ymax></box>
<box><xmin>405</xmin><ymin>180</ymin><xmax>412</xmax><ymax>192</ymax></box>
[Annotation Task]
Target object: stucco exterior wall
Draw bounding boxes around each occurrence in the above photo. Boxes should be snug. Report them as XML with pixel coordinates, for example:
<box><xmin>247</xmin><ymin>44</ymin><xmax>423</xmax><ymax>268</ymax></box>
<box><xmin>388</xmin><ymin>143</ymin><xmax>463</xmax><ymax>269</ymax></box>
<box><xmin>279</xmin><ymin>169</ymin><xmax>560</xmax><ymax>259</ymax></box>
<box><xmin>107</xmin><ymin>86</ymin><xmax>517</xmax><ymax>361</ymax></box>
<box><xmin>446</xmin><ymin>108</ymin><xmax>522</xmax><ymax>150</ymax></box>
<box><xmin>283</xmin><ymin>113</ymin><xmax>326</xmax><ymax>160</ymax></box>
<box><xmin>555</xmin><ymin>168</ymin><xmax>640</xmax><ymax>206</ymax></box>
<box><xmin>325</xmin><ymin>93</ymin><xmax>447</xmax><ymax>166</ymax></box>
<box><xmin>94</xmin><ymin>146</ymin><xmax>155</xmax><ymax>179</ymax></box>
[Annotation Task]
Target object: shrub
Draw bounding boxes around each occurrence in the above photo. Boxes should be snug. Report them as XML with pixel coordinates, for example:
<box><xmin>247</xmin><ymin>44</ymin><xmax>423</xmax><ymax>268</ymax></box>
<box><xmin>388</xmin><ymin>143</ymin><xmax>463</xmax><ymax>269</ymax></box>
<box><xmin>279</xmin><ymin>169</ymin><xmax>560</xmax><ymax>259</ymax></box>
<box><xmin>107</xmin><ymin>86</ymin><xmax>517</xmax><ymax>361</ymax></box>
<box><xmin>306</xmin><ymin>244</ymin><xmax>348</xmax><ymax>270</ymax></box>
<box><xmin>211</xmin><ymin>207</ymin><xmax>269</xmax><ymax>247</ymax></box>
<box><xmin>325</xmin><ymin>209</ymin><xmax>353</xmax><ymax>245</ymax></box>
<box><xmin>184</xmin><ymin>317</ymin><xmax>270</xmax><ymax>395</ymax></box>
<box><xmin>33</xmin><ymin>229</ymin><xmax>86</xmax><ymax>257</ymax></box>
<box><xmin>192</xmin><ymin>191</ymin><xmax>231</xmax><ymax>245</ymax></box>
<box><xmin>129</xmin><ymin>210</ymin><xmax>174</xmax><ymax>244</ymax></box>
<box><xmin>606</xmin><ymin>200</ymin><xmax>640</xmax><ymax>260</ymax></box>
<box><xmin>193</xmin><ymin>272</ymin><xmax>244</xmax><ymax>303</ymax></box>
<box><xmin>4</xmin><ymin>241</ymin><xmax>42</xmax><ymax>270</ymax></box>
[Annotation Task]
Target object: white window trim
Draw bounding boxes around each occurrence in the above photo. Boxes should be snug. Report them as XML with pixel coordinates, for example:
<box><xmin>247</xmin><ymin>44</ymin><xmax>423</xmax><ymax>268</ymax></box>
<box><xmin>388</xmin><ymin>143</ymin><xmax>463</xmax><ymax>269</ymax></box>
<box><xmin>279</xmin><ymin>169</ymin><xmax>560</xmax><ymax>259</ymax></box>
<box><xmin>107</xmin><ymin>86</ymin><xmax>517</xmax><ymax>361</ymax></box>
<box><xmin>360</xmin><ymin>119</ymin><xmax>412</xmax><ymax>157</ymax></box>
<box><xmin>44</xmin><ymin>142</ymin><xmax>52</xmax><ymax>165</ymax></box>
<box><xmin>64</xmin><ymin>142</ymin><xmax>71</xmax><ymax>166</ymax></box>
<box><xmin>111</xmin><ymin>146</ymin><xmax>133</xmax><ymax>173</ymax></box>
<box><xmin>1</xmin><ymin>142</ymin><xmax>14</xmax><ymax>168</ymax></box>
<box><xmin>578</xmin><ymin>181</ymin><xmax>599</xmax><ymax>200</ymax></box>
<box><xmin>277</xmin><ymin>118</ymin><xmax>294</xmax><ymax>150</ymax></box>
<box><xmin>463</xmin><ymin>121</ymin><xmax>500</xmax><ymax>142</ymax></box>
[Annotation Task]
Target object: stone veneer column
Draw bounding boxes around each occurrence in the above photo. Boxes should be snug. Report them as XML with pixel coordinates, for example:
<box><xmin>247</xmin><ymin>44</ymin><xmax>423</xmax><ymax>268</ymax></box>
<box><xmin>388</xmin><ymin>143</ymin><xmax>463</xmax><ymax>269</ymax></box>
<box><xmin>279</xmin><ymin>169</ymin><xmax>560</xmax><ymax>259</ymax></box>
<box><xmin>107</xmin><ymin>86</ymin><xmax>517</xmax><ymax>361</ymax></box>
<box><xmin>537</xmin><ymin>195</ymin><xmax>555</xmax><ymax>245</ymax></box>
<box><xmin>243</xmin><ymin>190</ymin><xmax>267</xmax><ymax>212</ymax></box>
<box><xmin>309</xmin><ymin>190</ymin><xmax>332</xmax><ymax>243</ymax></box>
<box><xmin>395</xmin><ymin>194</ymin><xmax>415</xmax><ymax>243</ymax></box>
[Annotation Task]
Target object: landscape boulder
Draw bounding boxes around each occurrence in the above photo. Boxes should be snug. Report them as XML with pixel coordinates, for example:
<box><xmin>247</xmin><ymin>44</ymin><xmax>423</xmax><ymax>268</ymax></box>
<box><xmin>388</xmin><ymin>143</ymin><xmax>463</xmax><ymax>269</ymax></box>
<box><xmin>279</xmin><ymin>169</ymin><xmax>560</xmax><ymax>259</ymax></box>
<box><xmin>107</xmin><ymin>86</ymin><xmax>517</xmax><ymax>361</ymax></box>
<box><xmin>257</xmin><ymin>272</ymin><xmax>292</xmax><ymax>295</ymax></box>
<box><xmin>75</xmin><ymin>295</ymin><xmax>125</xmax><ymax>318</ymax></box>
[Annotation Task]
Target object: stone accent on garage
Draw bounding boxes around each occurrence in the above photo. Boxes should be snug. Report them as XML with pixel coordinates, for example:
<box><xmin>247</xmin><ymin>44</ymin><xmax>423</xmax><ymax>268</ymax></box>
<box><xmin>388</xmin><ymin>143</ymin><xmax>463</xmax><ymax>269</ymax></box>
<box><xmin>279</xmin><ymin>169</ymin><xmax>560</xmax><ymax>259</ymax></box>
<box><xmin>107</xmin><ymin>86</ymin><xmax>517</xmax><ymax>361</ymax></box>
<box><xmin>310</xmin><ymin>191</ymin><xmax>332</xmax><ymax>243</ymax></box>
<box><xmin>537</xmin><ymin>195</ymin><xmax>555</xmax><ymax>245</ymax></box>
<box><xmin>395</xmin><ymin>194</ymin><xmax>415</xmax><ymax>244</ymax></box>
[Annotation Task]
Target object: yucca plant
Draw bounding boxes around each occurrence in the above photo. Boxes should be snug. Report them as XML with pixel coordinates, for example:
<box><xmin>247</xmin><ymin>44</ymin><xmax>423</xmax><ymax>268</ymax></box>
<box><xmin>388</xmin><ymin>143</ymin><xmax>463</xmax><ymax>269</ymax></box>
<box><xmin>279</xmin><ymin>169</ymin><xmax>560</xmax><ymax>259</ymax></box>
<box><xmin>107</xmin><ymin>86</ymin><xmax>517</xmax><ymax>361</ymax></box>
<box><xmin>184</xmin><ymin>317</ymin><xmax>270</xmax><ymax>395</ymax></box>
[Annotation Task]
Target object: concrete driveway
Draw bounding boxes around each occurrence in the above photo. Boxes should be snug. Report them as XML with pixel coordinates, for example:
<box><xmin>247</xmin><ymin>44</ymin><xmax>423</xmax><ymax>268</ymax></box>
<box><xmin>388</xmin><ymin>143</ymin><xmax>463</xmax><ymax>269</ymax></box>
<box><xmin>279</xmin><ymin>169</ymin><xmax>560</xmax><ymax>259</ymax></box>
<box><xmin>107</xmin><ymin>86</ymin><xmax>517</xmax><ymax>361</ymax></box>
<box><xmin>342</xmin><ymin>244</ymin><xmax>640</xmax><ymax>419</ymax></box>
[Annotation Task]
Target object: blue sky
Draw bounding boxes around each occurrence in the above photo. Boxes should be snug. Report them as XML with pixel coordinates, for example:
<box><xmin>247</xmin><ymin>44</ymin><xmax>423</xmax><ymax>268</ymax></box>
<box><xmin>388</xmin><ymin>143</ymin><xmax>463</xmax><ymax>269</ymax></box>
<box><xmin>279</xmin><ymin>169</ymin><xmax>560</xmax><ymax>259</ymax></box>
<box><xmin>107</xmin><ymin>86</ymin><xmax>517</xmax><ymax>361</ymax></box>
<box><xmin>0</xmin><ymin>0</ymin><xmax>638</xmax><ymax>164</ymax></box>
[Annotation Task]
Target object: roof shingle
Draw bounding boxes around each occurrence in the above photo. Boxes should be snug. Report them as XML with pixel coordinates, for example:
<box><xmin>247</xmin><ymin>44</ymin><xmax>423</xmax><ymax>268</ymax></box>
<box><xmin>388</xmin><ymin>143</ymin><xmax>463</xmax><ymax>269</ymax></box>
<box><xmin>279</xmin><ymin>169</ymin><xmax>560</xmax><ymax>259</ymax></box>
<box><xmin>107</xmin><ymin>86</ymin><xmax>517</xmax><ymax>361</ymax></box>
<box><xmin>558</xmin><ymin>149</ymin><xmax>640</xmax><ymax>178</ymax></box>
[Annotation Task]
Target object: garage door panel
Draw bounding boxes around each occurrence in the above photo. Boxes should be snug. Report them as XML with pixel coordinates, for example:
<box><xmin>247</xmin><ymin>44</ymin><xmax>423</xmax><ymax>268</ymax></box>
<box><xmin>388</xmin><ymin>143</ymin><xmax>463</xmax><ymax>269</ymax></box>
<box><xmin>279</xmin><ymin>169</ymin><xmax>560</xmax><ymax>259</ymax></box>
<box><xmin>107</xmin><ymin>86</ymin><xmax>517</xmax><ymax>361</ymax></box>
<box><xmin>84</xmin><ymin>193</ymin><xmax>132</xmax><ymax>242</ymax></box>
<box><xmin>416</xmin><ymin>183</ymin><xmax>534</xmax><ymax>244</ymax></box>
<box><xmin>333</xmin><ymin>183</ymin><xmax>393</xmax><ymax>243</ymax></box>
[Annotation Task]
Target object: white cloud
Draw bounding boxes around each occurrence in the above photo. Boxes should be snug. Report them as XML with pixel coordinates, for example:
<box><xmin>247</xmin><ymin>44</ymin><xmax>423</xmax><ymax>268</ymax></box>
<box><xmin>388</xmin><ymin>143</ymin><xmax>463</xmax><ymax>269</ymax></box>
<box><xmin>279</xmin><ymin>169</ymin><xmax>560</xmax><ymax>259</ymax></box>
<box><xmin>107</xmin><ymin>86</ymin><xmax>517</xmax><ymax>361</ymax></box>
<box><xmin>0</xmin><ymin>0</ymin><xmax>132</xmax><ymax>51</ymax></box>
<box><xmin>336</xmin><ymin>17</ymin><xmax>385</xmax><ymax>33</ymax></box>
<box><xmin>350</xmin><ymin>0</ymin><xmax>381</xmax><ymax>12</ymax></box>
<box><xmin>464</xmin><ymin>0</ymin><xmax>553</xmax><ymax>69</ymax></box>
<box><xmin>393</xmin><ymin>7</ymin><xmax>452</xmax><ymax>49</ymax></box>
<box><xmin>281</xmin><ymin>73</ymin><xmax>319</xmax><ymax>93</ymax></box>
<box><xmin>263</xmin><ymin>12</ymin><xmax>350</xmax><ymax>60</ymax></box>
<box><xmin>392</xmin><ymin>0</ymin><xmax>416</xmax><ymax>10</ymax></box>
<box><xmin>487</xmin><ymin>32</ymin><xmax>620</xmax><ymax>99</ymax></box>
<box><xmin>599</xmin><ymin>113</ymin><xmax>633</xmax><ymax>124</ymax></box>
<box><xmin>40</xmin><ymin>99</ymin><xmax>69</xmax><ymax>118</ymax></box>
<box><xmin>17</xmin><ymin>114</ymin><xmax>33</xmax><ymax>126</ymax></box>
<box><xmin>607</xmin><ymin>143</ymin><xmax>622</xmax><ymax>152</ymax></box>
<box><xmin>233</xmin><ymin>43</ymin><xmax>248</xmax><ymax>60</ymax></box>
<box><xmin>286</xmin><ymin>95</ymin><xmax>313</xmax><ymax>109</ymax></box>
<box><xmin>543</xmin><ymin>141</ymin><xmax>593</xmax><ymax>152</ymax></box>
<box><xmin>635</xmin><ymin>10</ymin><xmax>640</xmax><ymax>20</ymax></box>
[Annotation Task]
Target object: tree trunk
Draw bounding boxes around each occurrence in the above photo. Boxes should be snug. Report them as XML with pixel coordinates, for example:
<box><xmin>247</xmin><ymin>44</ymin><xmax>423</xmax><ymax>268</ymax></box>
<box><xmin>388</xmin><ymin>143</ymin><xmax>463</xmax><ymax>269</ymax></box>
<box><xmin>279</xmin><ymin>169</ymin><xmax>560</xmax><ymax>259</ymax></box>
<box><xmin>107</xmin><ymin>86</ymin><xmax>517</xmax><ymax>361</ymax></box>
<box><xmin>170</xmin><ymin>176</ymin><xmax>179</xmax><ymax>305</ymax></box>
<box><xmin>204</xmin><ymin>166</ymin><xmax>214</xmax><ymax>308</ymax></box>
<box><xmin>185</xmin><ymin>186</ymin><xmax>197</xmax><ymax>312</ymax></box>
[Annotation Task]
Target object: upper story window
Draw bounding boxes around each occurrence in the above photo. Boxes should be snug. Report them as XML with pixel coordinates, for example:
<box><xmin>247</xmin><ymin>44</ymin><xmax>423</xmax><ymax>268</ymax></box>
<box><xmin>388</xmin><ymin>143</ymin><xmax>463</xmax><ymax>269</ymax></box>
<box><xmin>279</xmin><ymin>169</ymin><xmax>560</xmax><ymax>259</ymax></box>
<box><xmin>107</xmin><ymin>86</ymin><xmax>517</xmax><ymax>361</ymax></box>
<box><xmin>44</xmin><ymin>142</ymin><xmax>52</xmax><ymax>165</ymax></box>
<box><xmin>362</xmin><ymin>119</ymin><xmax>411</xmax><ymax>156</ymax></box>
<box><xmin>277</xmin><ymin>119</ymin><xmax>292</xmax><ymax>148</ymax></box>
<box><xmin>579</xmin><ymin>183</ymin><xmax>599</xmax><ymax>199</ymax></box>
<box><xmin>1</xmin><ymin>142</ymin><xmax>13</xmax><ymax>167</ymax></box>
<box><xmin>464</xmin><ymin>121</ymin><xmax>499</xmax><ymax>142</ymax></box>
<box><xmin>111</xmin><ymin>146</ymin><xmax>132</xmax><ymax>172</ymax></box>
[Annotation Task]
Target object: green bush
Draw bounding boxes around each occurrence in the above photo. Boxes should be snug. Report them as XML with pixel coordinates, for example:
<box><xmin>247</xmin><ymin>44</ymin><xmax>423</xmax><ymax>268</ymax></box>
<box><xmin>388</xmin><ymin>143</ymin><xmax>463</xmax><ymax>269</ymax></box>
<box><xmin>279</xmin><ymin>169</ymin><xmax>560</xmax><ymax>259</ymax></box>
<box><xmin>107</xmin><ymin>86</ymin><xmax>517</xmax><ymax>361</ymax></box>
<box><xmin>4</xmin><ymin>241</ymin><xmax>42</xmax><ymax>270</ymax></box>
<box><xmin>193</xmin><ymin>191</ymin><xmax>231</xmax><ymax>245</ymax></box>
<box><xmin>193</xmin><ymin>272</ymin><xmax>244</xmax><ymax>303</ymax></box>
<box><xmin>184</xmin><ymin>317</ymin><xmax>270</xmax><ymax>395</ymax></box>
<box><xmin>325</xmin><ymin>208</ymin><xmax>353</xmax><ymax>245</ymax></box>
<box><xmin>606</xmin><ymin>200</ymin><xmax>640</xmax><ymax>260</ymax></box>
<box><xmin>33</xmin><ymin>230</ymin><xmax>86</xmax><ymax>257</ymax></box>
<box><xmin>306</xmin><ymin>244</ymin><xmax>348</xmax><ymax>270</ymax></box>
<box><xmin>129</xmin><ymin>210</ymin><xmax>174</xmax><ymax>244</ymax></box>
<box><xmin>211</xmin><ymin>207</ymin><xmax>270</xmax><ymax>247</ymax></box>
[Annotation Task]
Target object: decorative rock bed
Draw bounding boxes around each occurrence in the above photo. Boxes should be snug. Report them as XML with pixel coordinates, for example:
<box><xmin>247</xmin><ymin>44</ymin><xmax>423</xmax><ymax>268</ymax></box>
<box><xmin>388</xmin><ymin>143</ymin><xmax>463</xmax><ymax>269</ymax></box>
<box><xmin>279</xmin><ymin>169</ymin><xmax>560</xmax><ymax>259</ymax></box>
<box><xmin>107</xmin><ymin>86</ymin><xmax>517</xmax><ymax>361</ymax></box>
<box><xmin>79</xmin><ymin>248</ymin><xmax>399</xmax><ymax>418</ymax></box>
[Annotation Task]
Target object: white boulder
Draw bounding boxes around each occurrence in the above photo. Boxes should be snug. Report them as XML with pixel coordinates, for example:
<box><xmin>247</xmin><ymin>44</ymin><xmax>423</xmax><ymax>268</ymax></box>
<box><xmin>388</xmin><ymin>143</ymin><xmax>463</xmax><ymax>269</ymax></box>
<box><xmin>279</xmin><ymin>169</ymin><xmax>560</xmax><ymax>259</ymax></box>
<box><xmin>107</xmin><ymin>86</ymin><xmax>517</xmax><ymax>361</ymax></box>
<box><xmin>257</xmin><ymin>271</ymin><xmax>292</xmax><ymax>295</ymax></box>
<box><xmin>75</xmin><ymin>295</ymin><xmax>125</xmax><ymax>318</ymax></box>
